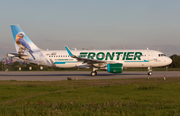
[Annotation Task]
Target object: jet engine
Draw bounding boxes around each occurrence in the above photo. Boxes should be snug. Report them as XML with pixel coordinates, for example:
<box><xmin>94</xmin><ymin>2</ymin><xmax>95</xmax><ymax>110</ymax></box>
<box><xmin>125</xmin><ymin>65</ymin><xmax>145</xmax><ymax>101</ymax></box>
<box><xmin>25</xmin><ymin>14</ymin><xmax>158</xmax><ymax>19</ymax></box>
<box><xmin>107</xmin><ymin>63</ymin><xmax>123</xmax><ymax>73</ymax></box>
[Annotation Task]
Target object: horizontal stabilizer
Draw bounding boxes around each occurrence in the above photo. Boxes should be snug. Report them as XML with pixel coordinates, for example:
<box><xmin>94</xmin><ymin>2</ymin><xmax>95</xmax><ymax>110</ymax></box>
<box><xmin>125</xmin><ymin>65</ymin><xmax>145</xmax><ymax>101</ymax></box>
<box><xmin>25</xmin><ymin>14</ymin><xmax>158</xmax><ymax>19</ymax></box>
<box><xmin>8</xmin><ymin>52</ymin><xmax>30</xmax><ymax>57</ymax></box>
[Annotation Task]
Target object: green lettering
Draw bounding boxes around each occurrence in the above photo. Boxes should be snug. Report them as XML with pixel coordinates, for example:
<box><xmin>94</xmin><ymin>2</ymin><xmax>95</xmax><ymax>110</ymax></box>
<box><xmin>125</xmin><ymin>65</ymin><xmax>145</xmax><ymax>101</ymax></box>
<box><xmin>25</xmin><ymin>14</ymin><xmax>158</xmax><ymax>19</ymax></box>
<box><xmin>123</xmin><ymin>52</ymin><xmax>127</xmax><ymax>60</ymax></box>
<box><xmin>88</xmin><ymin>52</ymin><xmax>96</xmax><ymax>59</ymax></box>
<box><xmin>134</xmin><ymin>52</ymin><xmax>142</xmax><ymax>60</ymax></box>
<box><xmin>116</xmin><ymin>52</ymin><xmax>123</xmax><ymax>60</ymax></box>
<box><xmin>105</xmin><ymin>52</ymin><xmax>114</xmax><ymax>60</ymax></box>
<box><xmin>126</xmin><ymin>52</ymin><xmax>134</xmax><ymax>60</ymax></box>
<box><xmin>96</xmin><ymin>52</ymin><xmax>105</xmax><ymax>60</ymax></box>
<box><xmin>79</xmin><ymin>52</ymin><xmax>87</xmax><ymax>57</ymax></box>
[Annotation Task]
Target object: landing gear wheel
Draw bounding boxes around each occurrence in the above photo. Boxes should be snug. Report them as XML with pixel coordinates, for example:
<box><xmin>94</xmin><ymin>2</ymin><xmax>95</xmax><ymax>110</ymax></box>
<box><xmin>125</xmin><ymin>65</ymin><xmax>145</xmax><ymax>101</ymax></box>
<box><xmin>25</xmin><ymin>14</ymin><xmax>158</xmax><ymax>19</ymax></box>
<box><xmin>147</xmin><ymin>67</ymin><xmax>152</xmax><ymax>76</ymax></box>
<box><xmin>148</xmin><ymin>72</ymin><xmax>152</xmax><ymax>76</ymax></box>
<box><xmin>91</xmin><ymin>71</ymin><xmax>97</xmax><ymax>76</ymax></box>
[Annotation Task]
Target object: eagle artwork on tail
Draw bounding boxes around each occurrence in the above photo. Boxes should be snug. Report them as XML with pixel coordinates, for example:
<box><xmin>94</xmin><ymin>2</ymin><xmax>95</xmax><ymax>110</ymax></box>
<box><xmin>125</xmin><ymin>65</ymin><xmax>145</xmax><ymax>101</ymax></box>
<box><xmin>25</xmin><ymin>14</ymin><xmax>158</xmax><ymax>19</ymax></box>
<box><xmin>15</xmin><ymin>32</ymin><xmax>35</xmax><ymax>60</ymax></box>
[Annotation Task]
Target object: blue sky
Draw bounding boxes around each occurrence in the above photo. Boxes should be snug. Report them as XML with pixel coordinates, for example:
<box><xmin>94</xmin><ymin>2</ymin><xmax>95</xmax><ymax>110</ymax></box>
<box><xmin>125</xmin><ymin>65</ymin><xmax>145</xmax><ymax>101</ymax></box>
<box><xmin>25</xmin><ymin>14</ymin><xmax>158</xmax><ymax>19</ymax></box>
<box><xmin>0</xmin><ymin>0</ymin><xmax>180</xmax><ymax>59</ymax></box>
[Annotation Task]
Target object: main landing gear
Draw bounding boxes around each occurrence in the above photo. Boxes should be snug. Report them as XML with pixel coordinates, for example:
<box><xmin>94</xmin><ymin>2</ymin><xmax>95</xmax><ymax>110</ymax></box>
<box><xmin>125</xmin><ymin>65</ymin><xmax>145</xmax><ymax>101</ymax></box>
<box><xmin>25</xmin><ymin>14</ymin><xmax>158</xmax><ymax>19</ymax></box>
<box><xmin>148</xmin><ymin>67</ymin><xmax>152</xmax><ymax>76</ymax></box>
<box><xmin>91</xmin><ymin>71</ymin><xmax>97</xmax><ymax>76</ymax></box>
<box><xmin>91</xmin><ymin>68</ymin><xmax>98</xmax><ymax>76</ymax></box>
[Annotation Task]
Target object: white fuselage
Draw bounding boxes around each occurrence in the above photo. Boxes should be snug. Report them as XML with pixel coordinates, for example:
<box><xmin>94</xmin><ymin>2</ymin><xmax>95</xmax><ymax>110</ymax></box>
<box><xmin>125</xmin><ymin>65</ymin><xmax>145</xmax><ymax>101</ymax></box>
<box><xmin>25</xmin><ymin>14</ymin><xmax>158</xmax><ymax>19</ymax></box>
<box><xmin>41</xmin><ymin>49</ymin><xmax>172</xmax><ymax>69</ymax></box>
<box><xmin>9</xmin><ymin>25</ymin><xmax>172</xmax><ymax>76</ymax></box>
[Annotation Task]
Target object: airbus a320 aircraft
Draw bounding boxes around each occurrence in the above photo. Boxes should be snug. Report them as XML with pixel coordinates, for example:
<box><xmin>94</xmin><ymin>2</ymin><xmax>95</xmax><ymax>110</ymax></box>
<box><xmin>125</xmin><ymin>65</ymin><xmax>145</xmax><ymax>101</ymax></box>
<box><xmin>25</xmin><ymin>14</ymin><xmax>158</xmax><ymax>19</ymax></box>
<box><xmin>8</xmin><ymin>25</ymin><xmax>172</xmax><ymax>76</ymax></box>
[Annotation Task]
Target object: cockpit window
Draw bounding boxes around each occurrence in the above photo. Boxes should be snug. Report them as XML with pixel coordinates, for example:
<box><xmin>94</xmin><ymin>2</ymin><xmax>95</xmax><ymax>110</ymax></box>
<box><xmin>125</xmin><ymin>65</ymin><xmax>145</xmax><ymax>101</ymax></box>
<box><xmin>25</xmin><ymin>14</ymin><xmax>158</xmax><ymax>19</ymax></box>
<box><xmin>158</xmin><ymin>54</ymin><xmax>166</xmax><ymax>57</ymax></box>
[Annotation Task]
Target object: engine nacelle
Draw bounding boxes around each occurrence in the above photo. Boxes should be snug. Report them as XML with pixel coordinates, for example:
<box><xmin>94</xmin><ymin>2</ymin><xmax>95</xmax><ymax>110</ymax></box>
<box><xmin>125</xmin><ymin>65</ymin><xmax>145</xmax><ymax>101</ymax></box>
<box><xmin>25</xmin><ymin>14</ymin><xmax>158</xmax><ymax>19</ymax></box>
<box><xmin>107</xmin><ymin>63</ymin><xmax>123</xmax><ymax>73</ymax></box>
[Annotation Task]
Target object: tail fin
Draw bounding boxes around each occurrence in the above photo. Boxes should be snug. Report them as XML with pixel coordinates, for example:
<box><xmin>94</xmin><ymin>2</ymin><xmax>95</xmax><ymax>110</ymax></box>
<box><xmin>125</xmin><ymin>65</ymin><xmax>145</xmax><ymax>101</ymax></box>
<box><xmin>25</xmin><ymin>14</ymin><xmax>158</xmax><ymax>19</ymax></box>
<box><xmin>10</xmin><ymin>25</ymin><xmax>40</xmax><ymax>52</ymax></box>
<box><xmin>10</xmin><ymin>25</ymin><xmax>50</xmax><ymax>64</ymax></box>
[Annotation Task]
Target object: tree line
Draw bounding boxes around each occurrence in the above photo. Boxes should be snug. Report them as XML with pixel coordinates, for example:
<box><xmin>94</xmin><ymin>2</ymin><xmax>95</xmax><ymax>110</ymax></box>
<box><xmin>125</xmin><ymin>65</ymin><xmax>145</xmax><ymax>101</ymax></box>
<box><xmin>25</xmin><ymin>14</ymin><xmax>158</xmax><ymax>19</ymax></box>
<box><xmin>169</xmin><ymin>54</ymin><xmax>180</xmax><ymax>68</ymax></box>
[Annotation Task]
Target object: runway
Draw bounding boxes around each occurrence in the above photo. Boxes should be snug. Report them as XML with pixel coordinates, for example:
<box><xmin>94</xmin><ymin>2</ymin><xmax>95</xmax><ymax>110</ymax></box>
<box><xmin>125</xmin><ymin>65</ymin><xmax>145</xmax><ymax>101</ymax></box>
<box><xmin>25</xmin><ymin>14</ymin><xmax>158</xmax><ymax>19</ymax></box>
<box><xmin>0</xmin><ymin>71</ymin><xmax>179</xmax><ymax>81</ymax></box>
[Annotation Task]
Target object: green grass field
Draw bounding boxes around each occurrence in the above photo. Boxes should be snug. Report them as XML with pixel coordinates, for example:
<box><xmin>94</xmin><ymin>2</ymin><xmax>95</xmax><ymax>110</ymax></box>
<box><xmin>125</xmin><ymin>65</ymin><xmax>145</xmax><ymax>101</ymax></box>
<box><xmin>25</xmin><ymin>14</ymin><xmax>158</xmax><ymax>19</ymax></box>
<box><xmin>0</xmin><ymin>77</ymin><xmax>180</xmax><ymax>116</ymax></box>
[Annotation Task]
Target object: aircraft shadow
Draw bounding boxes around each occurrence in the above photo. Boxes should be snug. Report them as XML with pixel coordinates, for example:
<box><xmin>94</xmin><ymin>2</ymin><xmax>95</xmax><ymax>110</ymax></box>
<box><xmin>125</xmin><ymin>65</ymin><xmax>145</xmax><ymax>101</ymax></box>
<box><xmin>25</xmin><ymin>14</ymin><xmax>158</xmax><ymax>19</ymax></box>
<box><xmin>0</xmin><ymin>73</ymin><xmax>146</xmax><ymax>77</ymax></box>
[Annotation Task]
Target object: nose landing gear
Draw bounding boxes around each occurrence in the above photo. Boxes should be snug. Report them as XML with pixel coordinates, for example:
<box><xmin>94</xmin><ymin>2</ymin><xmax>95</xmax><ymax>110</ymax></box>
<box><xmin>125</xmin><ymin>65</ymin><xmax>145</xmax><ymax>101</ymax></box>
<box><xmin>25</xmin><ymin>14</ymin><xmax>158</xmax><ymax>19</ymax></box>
<box><xmin>148</xmin><ymin>67</ymin><xmax>152</xmax><ymax>76</ymax></box>
<box><xmin>148</xmin><ymin>72</ymin><xmax>152</xmax><ymax>76</ymax></box>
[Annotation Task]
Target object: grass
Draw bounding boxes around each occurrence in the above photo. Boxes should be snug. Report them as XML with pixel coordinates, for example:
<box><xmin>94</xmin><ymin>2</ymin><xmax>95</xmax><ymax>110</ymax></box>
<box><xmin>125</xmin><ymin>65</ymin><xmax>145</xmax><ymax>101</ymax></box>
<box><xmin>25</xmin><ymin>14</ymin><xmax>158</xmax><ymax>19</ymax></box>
<box><xmin>0</xmin><ymin>78</ymin><xmax>180</xmax><ymax>115</ymax></box>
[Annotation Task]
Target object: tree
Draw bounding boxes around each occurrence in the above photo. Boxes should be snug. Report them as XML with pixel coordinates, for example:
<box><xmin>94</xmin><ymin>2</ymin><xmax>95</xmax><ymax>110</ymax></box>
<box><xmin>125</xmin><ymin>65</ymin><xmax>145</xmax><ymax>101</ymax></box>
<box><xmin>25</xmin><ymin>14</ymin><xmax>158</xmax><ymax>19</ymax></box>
<box><xmin>11</xmin><ymin>61</ymin><xmax>21</xmax><ymax>70</ymax></box>
<box><xmin>0</xmin><ymin>61</ymin><xmax>4</xmax><ymax>71</ymax></box>
<box><xmin>169</xmin><ymin>54</ymin><xmax>180</xmax><ymax>68</ymax></box>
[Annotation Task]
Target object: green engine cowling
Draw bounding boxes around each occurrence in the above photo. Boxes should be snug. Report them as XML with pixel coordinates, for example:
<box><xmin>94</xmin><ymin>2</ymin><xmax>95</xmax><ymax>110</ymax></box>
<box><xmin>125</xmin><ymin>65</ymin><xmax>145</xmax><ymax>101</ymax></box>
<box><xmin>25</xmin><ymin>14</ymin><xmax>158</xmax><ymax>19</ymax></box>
<box><xmin>107</xmin><ymin>63</ymin><xmax>123</xmax><ymax>73</ymax></box>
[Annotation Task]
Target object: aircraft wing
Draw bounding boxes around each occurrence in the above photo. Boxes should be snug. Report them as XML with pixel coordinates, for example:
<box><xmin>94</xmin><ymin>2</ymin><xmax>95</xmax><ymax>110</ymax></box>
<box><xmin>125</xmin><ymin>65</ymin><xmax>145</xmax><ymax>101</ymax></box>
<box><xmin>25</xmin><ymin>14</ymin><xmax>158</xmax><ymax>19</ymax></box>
<box><xmin>71</xmin><ymin>55</ymin><xmax>106</xmax><ymax>64</ymax></box>
<box><xmin>65</xmin><ymin>46</ymin><xmax>116</xmax><ymax>64</ymax></box>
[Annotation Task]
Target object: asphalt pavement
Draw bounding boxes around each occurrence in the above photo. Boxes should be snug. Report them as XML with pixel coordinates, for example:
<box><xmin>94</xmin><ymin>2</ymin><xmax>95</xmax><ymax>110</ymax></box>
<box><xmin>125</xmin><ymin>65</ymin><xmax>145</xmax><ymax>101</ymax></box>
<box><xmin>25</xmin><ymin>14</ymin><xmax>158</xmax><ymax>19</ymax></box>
<box><xmin>0</xmin><ymin>71</ymin><xmax>179</xmax><ymax>81</ymax></box>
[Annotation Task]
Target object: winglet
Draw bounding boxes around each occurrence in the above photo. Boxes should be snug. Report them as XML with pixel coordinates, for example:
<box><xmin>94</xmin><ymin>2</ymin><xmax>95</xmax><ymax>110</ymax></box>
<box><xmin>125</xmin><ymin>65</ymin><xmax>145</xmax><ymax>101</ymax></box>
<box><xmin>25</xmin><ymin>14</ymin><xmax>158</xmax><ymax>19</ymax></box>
<box><xmin>65</xmin><ymin>46</ymin><xmax>73</xmax><ymax>56</ymax></box>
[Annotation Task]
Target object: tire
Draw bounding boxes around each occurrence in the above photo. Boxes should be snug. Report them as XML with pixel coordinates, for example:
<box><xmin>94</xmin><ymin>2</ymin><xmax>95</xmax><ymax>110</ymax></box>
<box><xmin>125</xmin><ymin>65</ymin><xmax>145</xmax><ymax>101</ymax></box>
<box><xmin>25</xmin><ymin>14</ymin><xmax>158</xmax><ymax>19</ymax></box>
<box><xmin>91</xmin><ymin>71</ymin><xmax>97</xmax><ymax>76</ymax></box>
<box><xmin>148</xmin><ymin>72</ymin><xmax>152</xmax><ymax>76</ymax></box>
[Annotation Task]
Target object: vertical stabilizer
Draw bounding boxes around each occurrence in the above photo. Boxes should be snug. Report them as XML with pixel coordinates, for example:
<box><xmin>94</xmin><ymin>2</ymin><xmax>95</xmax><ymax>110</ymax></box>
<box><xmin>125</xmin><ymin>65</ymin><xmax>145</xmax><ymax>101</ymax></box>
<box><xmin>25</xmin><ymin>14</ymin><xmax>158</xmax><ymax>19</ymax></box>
<box><xmin>10</xmin><ymin>25</ymin><xmax>40</xmax><ymax>52</ymax></box>
<box><xmin>10</xmin><ymin>25</ymin><xmax>50</xmax><ymax>64</ymax></box>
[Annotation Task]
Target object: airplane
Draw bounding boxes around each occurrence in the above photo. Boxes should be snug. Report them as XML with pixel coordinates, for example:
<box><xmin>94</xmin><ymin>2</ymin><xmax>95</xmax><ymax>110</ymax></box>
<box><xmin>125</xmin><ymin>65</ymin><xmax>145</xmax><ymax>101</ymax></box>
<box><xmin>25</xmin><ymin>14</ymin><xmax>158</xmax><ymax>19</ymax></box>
<box><xmin>7</xmin><ymin>25</ymin><xmax>172</xmax><ymax>76</ymax></box>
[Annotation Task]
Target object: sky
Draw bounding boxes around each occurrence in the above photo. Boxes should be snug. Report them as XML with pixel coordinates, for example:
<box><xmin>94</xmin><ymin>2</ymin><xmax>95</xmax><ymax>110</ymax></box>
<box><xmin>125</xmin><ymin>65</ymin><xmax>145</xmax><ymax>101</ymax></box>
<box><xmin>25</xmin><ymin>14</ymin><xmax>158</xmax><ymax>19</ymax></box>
<box><xmin>0</xmin><ymin>0</ymin><xmax>180</xmax><ymax>59</ymax></box>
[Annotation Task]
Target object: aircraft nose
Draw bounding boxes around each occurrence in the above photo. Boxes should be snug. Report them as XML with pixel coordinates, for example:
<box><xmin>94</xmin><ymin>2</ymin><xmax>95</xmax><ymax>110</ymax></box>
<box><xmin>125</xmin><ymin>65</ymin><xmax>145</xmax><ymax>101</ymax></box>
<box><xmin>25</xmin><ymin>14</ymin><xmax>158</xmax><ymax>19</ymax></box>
<box><xmin>166</xmin><ymin>57</ymin><xmax>172</xmax><ymax>65</ymax></box>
